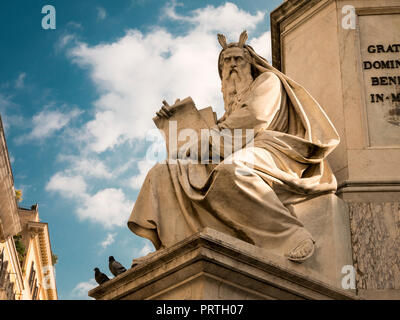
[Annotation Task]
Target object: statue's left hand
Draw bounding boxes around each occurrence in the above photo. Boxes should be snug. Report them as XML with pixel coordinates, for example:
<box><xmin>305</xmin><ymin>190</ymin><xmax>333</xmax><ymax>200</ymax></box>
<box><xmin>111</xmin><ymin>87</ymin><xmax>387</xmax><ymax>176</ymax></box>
<box><xmin>156</xmin><ymin>100</ymin><xmax>173</xmax><ymax>118</ymax></box>
<box><xmin>156</xmin><ymin>99</ymin><xmax>180</xmax><ymax>118</ymax></box>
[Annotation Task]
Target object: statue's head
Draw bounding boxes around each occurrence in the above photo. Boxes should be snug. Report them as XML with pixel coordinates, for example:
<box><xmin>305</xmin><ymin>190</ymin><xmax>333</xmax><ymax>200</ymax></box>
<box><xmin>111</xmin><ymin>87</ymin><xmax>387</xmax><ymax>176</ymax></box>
<box><xmin>218</xmin><ymin>31</ymin><xmax>254</xmax><ymax>111</ymax></box>
<box><xmin>217</xmin><ymin>31</ymin><xmax>253</xmax><ymax>81</ymax></box>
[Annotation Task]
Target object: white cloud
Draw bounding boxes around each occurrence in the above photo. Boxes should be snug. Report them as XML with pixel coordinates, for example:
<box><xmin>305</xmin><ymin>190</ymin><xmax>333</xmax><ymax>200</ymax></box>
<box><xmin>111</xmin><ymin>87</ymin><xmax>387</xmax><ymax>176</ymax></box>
<box><xmin>97</xmin><ymin>7</ymin><xmax>107</xmax><ymax>20</ymax></box>
<box><xmin>71</xmin><ymin>279</ymin><xmax>97</xmax><ymax>299</ymax></box>
<box><xmin>112</xmin><ymin>158</ymin><xmax>137</xmax><ymax>177</ymax></box>
<box><xmin>46</xmin><ymin>171</ymin><xmax>133</xmax><ymax>228</ymax></box>
<box><xmin>139</xmin><ymin>242</ymin><xmax>154</xmax><ymax>256</ymax></box>
<box><xmin>48</xmin><ymin>2</ymin><xmax>271</xmax><ymax>230</ymax></box>
<box><xmin>101</xmin><ymin>233</ymin><xmax>116</xmax><ymax>249</ymax></box>
<box><xmin>57</xmin><ymin>34</ymin><xmax>76</xmax><ymax>50</ymax></box>
<box><xmin>76</xmin><ymin>188</ymin><xmax>132</xmax><ymax>228</ymax></box>
<box><xmin>75</xmin><ymin>158</ymin><xmax>112</xmax><ymax>179</ymax></box>
<box><xmin>69</xmin><ymin>2</ymin><xmax>267</xmax><ymax>153</ymax></box>
<box><xmin>165</xmin><ymin>1</ymin><xmax>264</xmax><ymax>36</ymax></box>
<box><xmin>15</xmin><ymin>73</ymin><xmax>26</xmax><ymax>89</ymax></box>
<box><xmin>129</xmin><ymin>159</ymin><xmax>155</xmax><ymax>190</ymax></box>
<box><xmin>46</xmin><ymin>173</ymin><xmax>87</xmax><ymax>199</ymax></box>
<box><xmin>0</xmin><ymin>93</ymin><xmax>11</xmax><ymax>109</ymax></box>
<box><xmin>249</xmin><ymin>31</ymin><xmax>272</xmax><ymax>63</ymax></box>
<box><xmin>58</xmin><ymin>155</ymin><xmax>113</xmax><ymax>179</ymax></box>
<box><xmin>0</xmin><ymin>94</ymin><xmax>24</xmax><ymax>131</ymax></box>
<box><xmin>26</xmin><ymin>108</ymin><xmax>81</xmax><ymax>140</ymax></box>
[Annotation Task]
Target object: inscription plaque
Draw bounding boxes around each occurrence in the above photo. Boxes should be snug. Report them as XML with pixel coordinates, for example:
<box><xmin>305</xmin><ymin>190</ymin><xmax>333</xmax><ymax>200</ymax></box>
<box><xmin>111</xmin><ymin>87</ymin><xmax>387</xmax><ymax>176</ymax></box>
<box><xmin>359</xmin><ymin>14</ymin><xmax>400</xmax><ymax>147</ymax></box>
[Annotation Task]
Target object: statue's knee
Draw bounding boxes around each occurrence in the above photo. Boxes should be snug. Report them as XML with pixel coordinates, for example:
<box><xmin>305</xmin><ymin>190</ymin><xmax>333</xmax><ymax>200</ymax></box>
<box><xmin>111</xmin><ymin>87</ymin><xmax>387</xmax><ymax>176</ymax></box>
<box><xmin>217</xmin><ymin>159</ymin><xmax>255</xmax><ymax>178</ymax></box>
<box><xmin>215</xmin><ymin>162</ymin><xmax>238</xmax><ymax>177</ymax></box>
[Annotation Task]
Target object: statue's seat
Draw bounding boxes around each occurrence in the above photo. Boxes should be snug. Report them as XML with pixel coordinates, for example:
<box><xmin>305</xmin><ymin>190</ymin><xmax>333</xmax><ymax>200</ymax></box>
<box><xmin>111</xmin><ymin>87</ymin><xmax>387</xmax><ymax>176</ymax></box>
<box><xmin>287</xmin><ymin>193</ymin><xmax>353</xmax><ymax>288</ymax></box>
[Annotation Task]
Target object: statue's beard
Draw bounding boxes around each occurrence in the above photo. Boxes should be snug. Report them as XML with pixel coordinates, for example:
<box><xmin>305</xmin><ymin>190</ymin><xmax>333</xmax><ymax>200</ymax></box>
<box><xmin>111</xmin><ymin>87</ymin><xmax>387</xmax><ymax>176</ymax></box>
<box><xmin>222</xmin><ymin>68</ymin><xmax>253</xmax><ymax>114</ymax></box>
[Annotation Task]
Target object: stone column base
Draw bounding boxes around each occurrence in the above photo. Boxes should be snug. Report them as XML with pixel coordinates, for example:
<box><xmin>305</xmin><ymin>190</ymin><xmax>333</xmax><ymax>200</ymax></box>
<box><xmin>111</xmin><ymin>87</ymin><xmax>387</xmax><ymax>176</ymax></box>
<box><xmin>89</xmin><ymin>228</ymin><xmax>356</xmax><ymax>300</ymax></box>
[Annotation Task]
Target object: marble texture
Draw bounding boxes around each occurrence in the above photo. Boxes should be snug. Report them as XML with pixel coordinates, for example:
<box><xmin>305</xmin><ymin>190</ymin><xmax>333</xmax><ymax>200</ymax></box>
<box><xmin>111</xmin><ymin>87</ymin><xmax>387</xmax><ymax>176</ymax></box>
<box><xmin>348</xmin><ymin>202</ymin><xmax>400</xmax><ymax>289</ymax></box>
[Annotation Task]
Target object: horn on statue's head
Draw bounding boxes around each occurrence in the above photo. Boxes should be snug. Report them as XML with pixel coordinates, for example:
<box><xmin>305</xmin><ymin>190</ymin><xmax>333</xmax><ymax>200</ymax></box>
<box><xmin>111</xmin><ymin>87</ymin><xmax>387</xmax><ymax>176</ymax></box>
<box><xmin>238</xmin><ymin>30</ymin><xmax>248</xmax><ymax>48</ymax></box>
<box><xmin>217</xmin><ymin>34</ymin><xmax>228</xmax><ymax>49</ymax></box>
<box><xmin>218</xmin><ymin>31</ymin><xmax>248</xmax><ymax>49</ymax></box>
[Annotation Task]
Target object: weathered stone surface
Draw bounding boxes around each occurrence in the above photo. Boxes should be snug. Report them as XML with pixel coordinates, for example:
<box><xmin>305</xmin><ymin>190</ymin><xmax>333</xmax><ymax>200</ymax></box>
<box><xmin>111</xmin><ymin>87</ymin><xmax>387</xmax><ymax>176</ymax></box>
<box><xmin>288</xmin><ymin>193</ymin><xmax>353</xmax><ymax>288</ymax></box>
<box><xmin>271</xmin><ymin>0</ymin><xmax>400</xmax><ymax>299</ymax></box>
<box><xmin>348</xmin><ymin>202</ymin><xmax>400</xmax><ymax>289</ymax></box>
<box><xmin>358</xmin><ymin>289</ymin><xmax>400</xmax><ymax>300</ymax></box>
<box><xmin>89</xmin><ymin>228</ymin><xmax>357</xmax><ymax>300</ymax></box>
<box><xmin>0</xmin><ymin>116</ymin><xmax>21</xmax><ymax>240</ymax></box>
<box><xmin>271</xmin><ymin>0</ymin><xmax>400</xmax><ymax>185</ymax></box>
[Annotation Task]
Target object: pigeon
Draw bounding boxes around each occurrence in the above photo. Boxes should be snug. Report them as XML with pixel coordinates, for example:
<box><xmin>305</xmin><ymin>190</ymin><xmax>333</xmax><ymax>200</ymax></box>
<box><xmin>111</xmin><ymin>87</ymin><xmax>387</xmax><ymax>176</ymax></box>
<box><xmin>94</xmin><ymin>268</ymin><xmax>110</xmax><ymax>285</ymax></box>
<box><xmin>109</xmin><ymin>256</ymin><xmax>127</xmax><ymax>277</ymax></box>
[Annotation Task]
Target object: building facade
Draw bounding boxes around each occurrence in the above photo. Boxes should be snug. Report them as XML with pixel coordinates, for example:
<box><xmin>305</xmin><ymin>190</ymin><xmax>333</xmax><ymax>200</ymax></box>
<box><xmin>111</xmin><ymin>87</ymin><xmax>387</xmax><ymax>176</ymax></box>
<box><xmin>0</xmin><ymin>115</ymin><xmax>57</xmax><ymax>300</ymax></box>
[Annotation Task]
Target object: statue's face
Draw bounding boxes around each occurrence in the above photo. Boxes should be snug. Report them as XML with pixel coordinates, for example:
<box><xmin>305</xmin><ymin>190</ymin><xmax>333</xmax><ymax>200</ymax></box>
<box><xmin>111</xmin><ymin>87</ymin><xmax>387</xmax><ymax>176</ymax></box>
<box><xmin>221</xmin><ymin>47</ymin><xmax>251</xmax><ymax>81</ymax></box>
<box><xmin>221</xmin><ymin>47</ymin><xmax>253</xmax><ymax>112</ymax></box>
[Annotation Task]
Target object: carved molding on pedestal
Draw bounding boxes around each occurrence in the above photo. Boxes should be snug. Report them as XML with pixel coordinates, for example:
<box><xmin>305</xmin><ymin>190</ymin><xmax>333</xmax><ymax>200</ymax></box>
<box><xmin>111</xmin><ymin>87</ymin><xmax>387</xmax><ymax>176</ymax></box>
<box><xmin>89</xmin><ymin>228</ymin><xmax>357</xmax><ymax>300</ymax></box>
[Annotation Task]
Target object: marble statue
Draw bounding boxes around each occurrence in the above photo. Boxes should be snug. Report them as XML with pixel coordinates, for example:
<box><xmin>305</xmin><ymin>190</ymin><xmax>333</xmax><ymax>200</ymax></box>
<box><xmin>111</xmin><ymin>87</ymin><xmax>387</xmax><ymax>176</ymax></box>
<box><xmin>128</xmin><ymin>31</ymin><xmax>340</xmax><ymax>262</ymax></box>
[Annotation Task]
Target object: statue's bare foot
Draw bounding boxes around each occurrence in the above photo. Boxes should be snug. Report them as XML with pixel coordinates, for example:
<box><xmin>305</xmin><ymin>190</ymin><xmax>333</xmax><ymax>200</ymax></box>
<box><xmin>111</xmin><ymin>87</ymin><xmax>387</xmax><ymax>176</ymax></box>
<box><xmin>287</xmin><ymin>238</ymin><xmax>315</xmax><ymax>263</ymax></box>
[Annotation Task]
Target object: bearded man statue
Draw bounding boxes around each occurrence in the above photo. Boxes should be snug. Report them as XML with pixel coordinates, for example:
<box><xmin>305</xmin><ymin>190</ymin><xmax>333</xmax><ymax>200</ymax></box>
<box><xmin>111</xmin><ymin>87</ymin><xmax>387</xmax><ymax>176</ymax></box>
<box><xmin>128</xmin><ymin>31</ymin><xmax>340</xmax><ymax>263</ymax></box>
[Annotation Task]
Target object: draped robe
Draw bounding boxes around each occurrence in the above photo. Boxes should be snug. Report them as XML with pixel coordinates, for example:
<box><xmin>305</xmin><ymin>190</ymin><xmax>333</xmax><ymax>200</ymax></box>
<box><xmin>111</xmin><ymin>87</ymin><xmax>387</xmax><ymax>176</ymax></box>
<box><xmin>128</xmin><ymin>48</ymin><xmax>340</xmax><ymax>258</ymax></box>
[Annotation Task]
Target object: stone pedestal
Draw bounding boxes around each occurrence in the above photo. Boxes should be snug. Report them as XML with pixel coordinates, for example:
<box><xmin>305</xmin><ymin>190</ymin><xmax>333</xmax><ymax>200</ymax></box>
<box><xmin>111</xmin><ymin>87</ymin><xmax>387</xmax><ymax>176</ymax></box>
<box><xmin>89</xmin><ymin>228</ymin><xmax>356</xmax><ymax>300</ymax></box>
<box><xmin>288</xmin><ymin>193</ymin><xmax>353</xmax><ymax>288</ymax></box>
<box><xmin>271</xmin><ymin>0</ymin><xmax>400</xmax><ymax>297</ymax></box>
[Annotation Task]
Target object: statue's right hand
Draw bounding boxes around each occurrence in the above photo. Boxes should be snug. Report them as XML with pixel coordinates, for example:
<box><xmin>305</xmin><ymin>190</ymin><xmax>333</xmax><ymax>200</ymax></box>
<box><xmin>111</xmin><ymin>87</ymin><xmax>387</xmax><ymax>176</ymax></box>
<box><xmin>156</xmin><ymin>100</ymin><xmax>174</xmax><ymax>118</ymax></box>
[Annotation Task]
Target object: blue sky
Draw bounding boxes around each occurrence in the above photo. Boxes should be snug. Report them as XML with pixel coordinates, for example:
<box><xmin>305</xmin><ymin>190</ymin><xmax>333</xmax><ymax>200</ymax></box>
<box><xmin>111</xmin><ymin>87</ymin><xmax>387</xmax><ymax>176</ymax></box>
<box><xmin>0</xmin><ymin>0</ymin><xmax>283</xmax><ymax>299</ymax></box>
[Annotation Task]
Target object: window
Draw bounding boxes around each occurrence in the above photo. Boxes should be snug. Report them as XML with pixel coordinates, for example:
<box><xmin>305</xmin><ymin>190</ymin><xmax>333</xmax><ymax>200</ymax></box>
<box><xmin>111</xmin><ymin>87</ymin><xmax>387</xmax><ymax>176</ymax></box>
<box><xmin>6</xmin><ymin>277</ymin><xmax>15</xmax><ymax>300</ymax></box>
<box><xmin>32</xmin><ymin>282</ymin><xmax>39</xmax><ymax>300</ymax></box>
<box><xmin>28</xmin><ymin>262</ymin><xmax>36</xmax><ymax>292</ymax></box>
